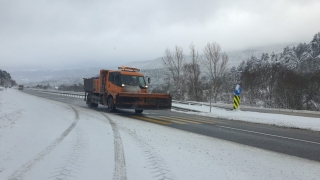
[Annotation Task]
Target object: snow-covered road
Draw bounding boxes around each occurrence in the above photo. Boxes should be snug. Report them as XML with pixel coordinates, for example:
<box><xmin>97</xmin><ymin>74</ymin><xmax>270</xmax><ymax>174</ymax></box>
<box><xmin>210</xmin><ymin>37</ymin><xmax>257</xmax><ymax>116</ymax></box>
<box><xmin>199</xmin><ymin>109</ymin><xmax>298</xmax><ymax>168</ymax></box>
<box><xmin>1</xmin><ymin>89</ymin><xmax>320</xmax><ymax>180</ymax></box>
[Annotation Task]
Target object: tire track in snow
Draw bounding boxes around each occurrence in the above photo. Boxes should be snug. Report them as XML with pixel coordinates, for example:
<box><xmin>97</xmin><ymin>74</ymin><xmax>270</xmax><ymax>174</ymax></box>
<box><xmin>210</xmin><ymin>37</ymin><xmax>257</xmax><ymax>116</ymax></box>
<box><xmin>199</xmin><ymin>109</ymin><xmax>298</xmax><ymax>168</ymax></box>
<box><xmin>0</xmin><ymin>110</ymin><xmax>23</xmax><ymax>147</ymax></box>
<box><xmin>8</xmin><ymin>105</ymin><xmax>79</xmax><ymax>180</ymax></box>
<box><xmin>0</xmin><ymin>110</ymin><xmax>23</xmax><ymax>129</ymax></box>
<box><xmin>120</xmin><ymin>126</ymin><xmax>175</xmax><ymax>180</ymax></box>
<box><xmin>101</xmin><ymin>113</ymin><xmax>127</xmax><ymax>180</ymax></box>
<box><xmin>48</xmin><ymin>127</ymin><xmax>86</xmax><ymax>180</ymax></box>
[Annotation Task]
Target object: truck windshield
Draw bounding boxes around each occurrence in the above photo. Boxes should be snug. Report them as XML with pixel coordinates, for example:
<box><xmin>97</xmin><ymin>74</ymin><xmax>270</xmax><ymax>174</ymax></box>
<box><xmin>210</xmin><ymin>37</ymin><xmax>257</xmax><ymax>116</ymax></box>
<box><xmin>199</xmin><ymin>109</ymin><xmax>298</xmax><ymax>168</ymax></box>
<box><xmin>121</xmin><ymin>75</ymin><xmax>146</xmax><ymax>87</ymax></box>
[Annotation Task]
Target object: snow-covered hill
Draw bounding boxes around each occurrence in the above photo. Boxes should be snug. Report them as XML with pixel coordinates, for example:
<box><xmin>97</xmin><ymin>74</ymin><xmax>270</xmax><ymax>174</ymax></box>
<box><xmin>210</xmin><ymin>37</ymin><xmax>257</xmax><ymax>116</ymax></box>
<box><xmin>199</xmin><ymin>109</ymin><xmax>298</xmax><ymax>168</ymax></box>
<box><xmin>9</xmin><ymin>43</ymin><xmax>297</xmax><ymax>86</ymax></box>
<box><xmin>227</xmin><ymin>43</ymin><xmax>298</xmax><ymax>67</ymax></box>
<box><xmin>9</xmin><ymin>67</ymin><xmax>104</xmax><ymax>85</ymax></box>
<box><xmin>125</xmin><ymin>43</ymin><xmax>298</xmax><ymax>70</ymax></box>
<box><xmin>124</xmin><ymin>57</ymin><xmax>164</xmax><ymax>70</ymax></box>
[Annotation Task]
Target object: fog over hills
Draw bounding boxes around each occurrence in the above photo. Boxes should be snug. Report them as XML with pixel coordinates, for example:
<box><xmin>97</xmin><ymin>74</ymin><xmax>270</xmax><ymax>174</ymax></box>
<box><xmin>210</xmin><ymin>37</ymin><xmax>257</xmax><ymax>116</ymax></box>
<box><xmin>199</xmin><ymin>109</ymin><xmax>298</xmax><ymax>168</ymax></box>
<box><xmin>10</xmin><ymin>43</ymin><xmax>297</xmax><ymax>86</ymax></box>
<box><xmin>10</xmin><ymin>67</ymin><xmax>103</xmax><ymax>86</ymax></box>
<box><xmin>125</xmin><ymin>43</ymin><xmax>298</xmax><ymax>69</ymax></box>
<box><xmin>227</xmin><ymin>43</ymin><xmax>298</xmax><ymax>67</ymax></box>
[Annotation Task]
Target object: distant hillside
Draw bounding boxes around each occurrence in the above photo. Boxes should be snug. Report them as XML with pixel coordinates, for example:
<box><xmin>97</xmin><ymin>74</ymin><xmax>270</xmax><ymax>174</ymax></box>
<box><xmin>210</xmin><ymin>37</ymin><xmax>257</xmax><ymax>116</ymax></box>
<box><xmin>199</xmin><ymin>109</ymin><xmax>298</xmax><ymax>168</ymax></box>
<box><xmin>227</xmin><ymin>43</ymin><xmax>298</xmax><ymax>67</ymax></box>
<box><xmin>124</xmin><ymin>57</ymin><xmax>164</xmax><ymax>69</ymax></box>
<box><xmin>125</xmin><ymin>43</ymin><xmax>298</xmax><ymax>70</ymax></box>
<box><xmin>9</xmin><ymin>67</ymin><xmax>104</xmax><ymax>85</ymax></box>
<box><xmin>23</xmin><ymin>77</ymin><xmax>84</xmax><ymax>87</ymax></box>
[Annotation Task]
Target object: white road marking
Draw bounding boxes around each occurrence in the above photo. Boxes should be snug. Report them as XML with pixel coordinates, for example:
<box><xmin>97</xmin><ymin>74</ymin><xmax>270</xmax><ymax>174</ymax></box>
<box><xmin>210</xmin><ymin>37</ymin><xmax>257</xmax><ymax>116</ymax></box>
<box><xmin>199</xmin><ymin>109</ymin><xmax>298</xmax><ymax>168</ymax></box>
<box><xmin>217</xmin><ymin>125</ymin><xmax>320</xmax><ymax>145</ymax></box>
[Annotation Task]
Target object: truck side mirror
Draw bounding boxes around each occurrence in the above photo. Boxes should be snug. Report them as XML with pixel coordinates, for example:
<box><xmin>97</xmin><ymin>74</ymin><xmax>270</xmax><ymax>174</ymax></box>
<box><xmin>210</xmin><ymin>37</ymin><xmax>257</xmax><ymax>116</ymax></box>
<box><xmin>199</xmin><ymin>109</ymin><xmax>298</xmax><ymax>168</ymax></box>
<box><xmin>148</xmin><ymin>77</ymin><xmax>151</xmax><ymax>84</ymax></box>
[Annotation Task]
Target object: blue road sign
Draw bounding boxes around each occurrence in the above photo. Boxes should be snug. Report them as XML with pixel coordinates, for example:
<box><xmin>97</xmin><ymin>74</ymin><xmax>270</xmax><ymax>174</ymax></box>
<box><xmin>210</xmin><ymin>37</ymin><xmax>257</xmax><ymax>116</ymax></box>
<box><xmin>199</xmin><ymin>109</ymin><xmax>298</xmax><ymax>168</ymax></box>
<box><xmin>234</xmin><ymin>85</ymin><xmax>242</xmax><ymax>95</ymax></box>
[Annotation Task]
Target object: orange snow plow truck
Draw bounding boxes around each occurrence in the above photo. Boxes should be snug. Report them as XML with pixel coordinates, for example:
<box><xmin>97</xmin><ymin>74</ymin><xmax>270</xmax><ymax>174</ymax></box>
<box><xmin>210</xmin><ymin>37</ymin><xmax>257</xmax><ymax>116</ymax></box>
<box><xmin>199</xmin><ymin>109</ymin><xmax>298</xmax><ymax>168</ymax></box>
<box><xmin>84</xmin><ymin>66</ymin><xmax>172</xmax><ymax>113</ymax></box>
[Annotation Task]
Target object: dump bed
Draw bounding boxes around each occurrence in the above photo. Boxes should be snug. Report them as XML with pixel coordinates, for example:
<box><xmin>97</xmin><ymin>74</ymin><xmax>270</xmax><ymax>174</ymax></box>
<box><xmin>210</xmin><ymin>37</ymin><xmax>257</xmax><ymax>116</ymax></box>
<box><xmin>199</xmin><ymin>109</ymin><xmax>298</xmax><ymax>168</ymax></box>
<box><xmin>84</xmin><ymin>78</ymin><xmax>95</xmax><ymax>92</ymax></box>
<box><xmin>84</xmin><ymin>77</ymin><xmax>100</xmax><ymax>93</ymax></box>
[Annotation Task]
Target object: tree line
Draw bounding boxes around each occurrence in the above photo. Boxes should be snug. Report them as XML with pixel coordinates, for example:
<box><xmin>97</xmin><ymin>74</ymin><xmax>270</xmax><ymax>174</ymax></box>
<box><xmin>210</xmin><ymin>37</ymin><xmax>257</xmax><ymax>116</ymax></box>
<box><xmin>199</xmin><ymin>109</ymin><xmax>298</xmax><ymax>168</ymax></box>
<box><xmin>162</xmin><ymin>32</ymin><xmax>320</xmax><ymax>111</ymax></box>
<box><xmin>57</xmin><ymin>84</ymin><xmax>84</xmax><ymax>92</ymax></box>
<box><xmin>231</xmin><ymin>32</ymin><xmax>320</xmax><ymax>110</ymax></box>
<box><xmin>162</xmin><ymin>42</ymin><xmax>229</xmax><ymax>112</ymax></box>
<box><xmin>0</xmin><ymin>69</ymin><xmax>17</xmax><ymax>87</ymax></box>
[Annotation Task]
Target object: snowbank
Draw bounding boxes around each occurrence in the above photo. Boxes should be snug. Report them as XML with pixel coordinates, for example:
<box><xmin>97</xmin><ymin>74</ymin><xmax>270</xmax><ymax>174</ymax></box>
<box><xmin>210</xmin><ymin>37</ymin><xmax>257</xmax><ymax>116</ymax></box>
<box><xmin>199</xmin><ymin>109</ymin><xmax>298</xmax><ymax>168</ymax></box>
<box><xmin>173</xmin><ymin>103</ymin><xmax>320</xmax><ymax>131</ymax></box>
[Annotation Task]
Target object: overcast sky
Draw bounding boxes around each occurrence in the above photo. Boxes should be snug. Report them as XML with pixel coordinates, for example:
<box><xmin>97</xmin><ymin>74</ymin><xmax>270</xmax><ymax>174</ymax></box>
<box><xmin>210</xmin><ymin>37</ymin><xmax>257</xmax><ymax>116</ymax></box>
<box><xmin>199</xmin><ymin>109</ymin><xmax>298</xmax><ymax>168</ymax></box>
<box><xmin>1</xmin><ymin>0</ymin><xmax>320</xmax><ymax>70</ymax></box>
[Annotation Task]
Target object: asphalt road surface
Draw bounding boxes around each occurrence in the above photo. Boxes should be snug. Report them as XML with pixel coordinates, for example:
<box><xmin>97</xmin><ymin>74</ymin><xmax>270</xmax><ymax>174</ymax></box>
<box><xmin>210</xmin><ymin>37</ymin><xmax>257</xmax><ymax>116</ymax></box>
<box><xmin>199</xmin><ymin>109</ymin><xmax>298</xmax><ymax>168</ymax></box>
<box><xmin>22</xmin><ymin>89</ymin><xmax>320</xmax><ymax>162</ymax></box>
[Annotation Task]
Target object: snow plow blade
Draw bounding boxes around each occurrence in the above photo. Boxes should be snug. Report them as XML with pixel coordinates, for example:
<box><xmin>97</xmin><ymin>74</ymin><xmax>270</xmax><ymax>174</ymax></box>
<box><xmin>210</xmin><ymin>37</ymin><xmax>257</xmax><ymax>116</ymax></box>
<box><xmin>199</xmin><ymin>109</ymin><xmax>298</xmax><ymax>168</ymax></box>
<box><xmin>116</xmin><ymin>92</ymin><xmax>172</xmax><ymax>110</ymax></box>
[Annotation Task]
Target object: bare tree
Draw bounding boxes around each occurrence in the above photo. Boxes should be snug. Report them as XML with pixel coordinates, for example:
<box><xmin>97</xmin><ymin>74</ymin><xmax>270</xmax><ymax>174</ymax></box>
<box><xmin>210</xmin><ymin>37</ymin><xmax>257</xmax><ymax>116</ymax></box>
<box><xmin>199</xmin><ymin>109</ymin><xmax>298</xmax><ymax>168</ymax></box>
<box><xmin>162</xmin><ymin>46</ymin><xmax>185</xmax><ymax>100</ymax></box>
<box><xmin>183</xmin><ymin>43</ymin><xmax>203</xmax><ymax>101</ymax></box>
<box><xmin>202</xmin><ymin>42</ymin><xmax>228</xmax><ymax>112</ymax></box>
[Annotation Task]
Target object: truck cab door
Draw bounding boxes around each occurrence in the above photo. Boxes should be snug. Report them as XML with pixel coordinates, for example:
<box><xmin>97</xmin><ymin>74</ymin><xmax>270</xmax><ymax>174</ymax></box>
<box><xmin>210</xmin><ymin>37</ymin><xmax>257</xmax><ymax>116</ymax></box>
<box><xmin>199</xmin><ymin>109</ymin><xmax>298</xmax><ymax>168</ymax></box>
<box><xmin>107</xmin><ymin>72</ymin><xmax>122</xmax><ymax>97</ymax></box>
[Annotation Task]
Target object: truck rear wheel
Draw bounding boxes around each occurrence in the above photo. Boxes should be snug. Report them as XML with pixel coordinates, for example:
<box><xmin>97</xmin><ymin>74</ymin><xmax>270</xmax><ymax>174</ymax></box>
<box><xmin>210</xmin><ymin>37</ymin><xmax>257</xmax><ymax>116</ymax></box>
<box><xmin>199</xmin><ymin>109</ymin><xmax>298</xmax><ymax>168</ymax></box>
<box><xmin>107</xmin><ymin>97</ymin><xmax>116</xmax><ymax>112</ymax></box>
<box><xmin>86</xmin><ymin>93</ymin><xmax>91</xmax><ymax>107</ymax></box>
<box><xmin>135</xmin><ymin>110</ymin><xmax>143</xmax><ymax>113</ymax></box>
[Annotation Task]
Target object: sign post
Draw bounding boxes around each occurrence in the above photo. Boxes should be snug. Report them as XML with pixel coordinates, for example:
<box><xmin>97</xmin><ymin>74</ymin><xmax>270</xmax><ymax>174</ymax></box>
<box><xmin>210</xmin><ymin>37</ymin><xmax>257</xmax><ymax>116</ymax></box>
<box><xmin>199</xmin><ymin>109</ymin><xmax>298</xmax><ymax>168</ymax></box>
<box><xmin>233</xmin><ymin>84</ymin><xmax>242</xmax><ymax>110</ymax></box>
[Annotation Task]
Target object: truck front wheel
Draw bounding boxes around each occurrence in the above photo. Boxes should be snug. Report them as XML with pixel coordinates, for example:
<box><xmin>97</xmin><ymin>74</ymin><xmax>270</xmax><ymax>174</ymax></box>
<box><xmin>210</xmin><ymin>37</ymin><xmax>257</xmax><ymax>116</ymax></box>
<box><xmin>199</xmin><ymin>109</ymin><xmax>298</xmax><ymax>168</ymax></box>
<box><xmin>135</xmin><ymin>110</ymin><xmax>143</xmax><ymax>113</ymax></box>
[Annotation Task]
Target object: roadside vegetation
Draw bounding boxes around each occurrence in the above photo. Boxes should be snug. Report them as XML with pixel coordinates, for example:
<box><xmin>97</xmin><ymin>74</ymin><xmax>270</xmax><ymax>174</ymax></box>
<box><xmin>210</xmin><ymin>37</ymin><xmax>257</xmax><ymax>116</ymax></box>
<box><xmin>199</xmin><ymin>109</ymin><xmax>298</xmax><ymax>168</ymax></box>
<box><xmin>0</xmin><ymin>69</ymin><xmax>17</xmax><ymax>87</ymax></box>
<box><xmin>160</xmin><ymin>32</ymin><xmax>320</xmax><ymax>111</ymax></box>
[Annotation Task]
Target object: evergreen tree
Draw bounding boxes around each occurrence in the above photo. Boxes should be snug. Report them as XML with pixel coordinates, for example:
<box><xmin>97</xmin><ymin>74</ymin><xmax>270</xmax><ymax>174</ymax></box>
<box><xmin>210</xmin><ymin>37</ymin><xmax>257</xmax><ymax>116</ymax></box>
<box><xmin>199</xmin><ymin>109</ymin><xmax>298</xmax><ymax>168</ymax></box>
<box><xmin>0</xmin><ymin>69</ymin><xmax>17</xmax><ymax>87</ymax></box>
<box><xmin>236</xmin><ymin>32</ymin><xmax>320</xmax><ymax>110</ymax></box>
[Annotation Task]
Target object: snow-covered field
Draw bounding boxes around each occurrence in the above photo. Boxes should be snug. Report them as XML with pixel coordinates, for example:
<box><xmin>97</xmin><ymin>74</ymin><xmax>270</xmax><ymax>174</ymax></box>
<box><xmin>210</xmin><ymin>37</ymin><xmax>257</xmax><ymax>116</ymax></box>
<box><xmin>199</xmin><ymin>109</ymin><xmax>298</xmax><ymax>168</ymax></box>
<box><xmin>1</xmin><ymin>89</ymin><xmax>320</xmax><ymax>180</ymax></box>
<box><xmin>172</xmin><ymin>103</ymin><xmax>320</xmax><ymax>132</ymax></box>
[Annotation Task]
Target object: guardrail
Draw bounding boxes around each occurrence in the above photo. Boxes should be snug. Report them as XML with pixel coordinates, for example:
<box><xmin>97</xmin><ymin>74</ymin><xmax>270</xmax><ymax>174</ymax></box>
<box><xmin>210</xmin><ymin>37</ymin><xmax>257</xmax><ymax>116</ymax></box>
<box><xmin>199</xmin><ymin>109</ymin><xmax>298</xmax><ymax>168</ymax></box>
<box><xmin>171</xmin><ymin>106</ymin><xmax>201</xmax><ymax>112</ymax></box>
<box><xmin>172</xmin><ymin>98</ymin><xmax>320</xmax><ymax>115</ymax></box>
<box><xmin>172</xmin><ymin>100</ymin><xmax>233</xmax><ymax>110</ymax></box>
<box><xmin>172</xmin><ymin>100</ymin><xmax>209</xmax><ymax>106</ymax></box>
<box><xmin>30</xmin><ymin>89</ymin><xmax>85</xmax><ymax>99</ymax></box>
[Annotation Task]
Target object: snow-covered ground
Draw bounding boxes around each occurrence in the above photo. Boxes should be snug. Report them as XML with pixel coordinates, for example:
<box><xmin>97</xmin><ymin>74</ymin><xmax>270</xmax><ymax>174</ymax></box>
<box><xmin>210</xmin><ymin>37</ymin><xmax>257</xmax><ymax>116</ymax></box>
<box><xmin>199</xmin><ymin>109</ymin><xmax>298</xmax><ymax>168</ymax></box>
<box><xmin>172</xmin><ymin>103</ymin><xmax>320</xmax><ymax>132</ymax></box>
<box><xmin>1</xmin><ymin>89</ymin><xmax>320</xmax><ymax>180</ymax></box>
